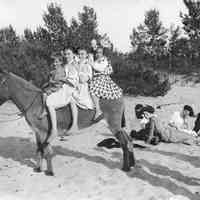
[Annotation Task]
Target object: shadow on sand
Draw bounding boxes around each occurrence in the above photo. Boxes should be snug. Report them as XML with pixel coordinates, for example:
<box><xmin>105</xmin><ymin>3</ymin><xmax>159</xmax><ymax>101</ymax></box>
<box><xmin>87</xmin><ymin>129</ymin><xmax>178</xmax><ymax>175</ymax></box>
<box><xmin>144</xmin><ymin>148</ymin><xmax>200</xmax><ymax>168</ymax></box>
<box><xmin>0</xmin><ymin>136</ymin><xmax>199</xmax><ymax>200</ymax></box>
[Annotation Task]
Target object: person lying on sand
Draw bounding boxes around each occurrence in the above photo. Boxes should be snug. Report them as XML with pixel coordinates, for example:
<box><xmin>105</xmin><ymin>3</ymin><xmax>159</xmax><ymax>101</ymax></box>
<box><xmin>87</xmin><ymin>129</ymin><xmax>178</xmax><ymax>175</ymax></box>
<box><xmin>168</xmin><ymin>105</ymin><xmax>197</xmax><ymax>136</ymax></box>
<box><xmin>131</xmin><ymin>104</ymin><xmax>200</xmax><ymax>145</ymax></box>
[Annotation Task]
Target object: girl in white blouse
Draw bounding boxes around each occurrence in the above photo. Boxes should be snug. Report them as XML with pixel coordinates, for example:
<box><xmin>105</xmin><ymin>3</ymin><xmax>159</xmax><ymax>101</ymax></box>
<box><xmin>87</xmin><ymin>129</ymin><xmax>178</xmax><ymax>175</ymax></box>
<box><xmin>46</xmin><ymin>49</ymin><xmax>79</xmax><ymax>136</ymax></box>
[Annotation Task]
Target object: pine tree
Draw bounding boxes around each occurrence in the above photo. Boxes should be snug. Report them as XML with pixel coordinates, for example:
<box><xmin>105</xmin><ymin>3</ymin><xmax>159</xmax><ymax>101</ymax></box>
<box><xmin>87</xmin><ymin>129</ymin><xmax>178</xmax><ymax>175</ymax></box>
<box><xmin>130</xmin><ymin>9</ymin><xmax>167</xmax><ymax>68</ymax></box>
<box><xmin>43</xmin><ymin>3</ymin><xmax>70</xmax><ymax>53</ymax></box>
<box><xmin>69</xmin><ymin>6</ymin><xmax>100</xmax><ymax>51</ymax></box>
<box><xmin>168</xmin><ymin>24</ymin><xmax>181</xmax><ymax>69</ymax></box>
<box><xmin>0</xmin><ymin>25</ymin><xmax>19</xmax><ymax>46</ymax></box>
<box><xmin>181</xmin><ymin>0</ymin><xmax>200</xmax><ymax>65</ymax></box>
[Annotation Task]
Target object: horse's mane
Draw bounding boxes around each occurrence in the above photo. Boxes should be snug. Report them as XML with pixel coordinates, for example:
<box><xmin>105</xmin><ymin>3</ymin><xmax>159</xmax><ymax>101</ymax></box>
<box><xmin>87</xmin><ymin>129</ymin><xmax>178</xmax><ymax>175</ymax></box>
<box><xmin>9</xmin><ymin>73</ymin><xmax>42</xmax><ymax>93</ymax></box>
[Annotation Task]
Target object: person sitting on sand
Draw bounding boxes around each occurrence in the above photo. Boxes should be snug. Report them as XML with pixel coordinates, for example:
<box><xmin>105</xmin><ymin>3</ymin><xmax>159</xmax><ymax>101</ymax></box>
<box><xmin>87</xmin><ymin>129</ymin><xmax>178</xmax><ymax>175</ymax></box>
<box><xmin>168</xmin><ymin>105</ymin><xmax>196</xmax><ymax>136</ymax></box>
<box><xmin>131</xmin><ymin>104</ymin><xmax>160</xmax><ymax>145</ymax></box>
<box><xmin>131</xmin><ymin>104</ymin><xmax>199</xmax><ymax>145</ymax></box>
<box><xmin>135</xmin><ymin>104</ymin><xmax>156</xmax><ymax>129</ymax></box>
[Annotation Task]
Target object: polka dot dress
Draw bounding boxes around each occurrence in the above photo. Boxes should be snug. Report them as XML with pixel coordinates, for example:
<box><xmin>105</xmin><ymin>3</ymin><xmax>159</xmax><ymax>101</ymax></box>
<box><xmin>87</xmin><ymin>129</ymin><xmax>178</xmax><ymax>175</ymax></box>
<box><xmin>89</xmin><ymin>73</ymin><xmax>122</xmax><ymax>99</ymax></box>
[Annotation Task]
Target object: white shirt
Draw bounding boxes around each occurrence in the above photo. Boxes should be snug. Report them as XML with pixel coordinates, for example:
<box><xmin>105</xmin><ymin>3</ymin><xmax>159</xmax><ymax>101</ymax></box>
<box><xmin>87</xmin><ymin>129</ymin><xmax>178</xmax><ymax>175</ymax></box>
<box><xmin>169</xmin><ymin>111</ymin><xmax>184</xmax><ymax>129</ymax></box>
<box><xmin>93</xmin><ymin>57</ymin><xmax>108</xmax><ymax>72</ymax></box>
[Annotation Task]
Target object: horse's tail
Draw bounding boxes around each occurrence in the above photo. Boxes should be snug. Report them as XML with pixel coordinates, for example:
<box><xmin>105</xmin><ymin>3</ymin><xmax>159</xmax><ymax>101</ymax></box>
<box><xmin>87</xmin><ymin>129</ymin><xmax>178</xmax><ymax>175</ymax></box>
<box><xmin>121</xmin><ymin>110</ymin><xmax>126</xmax><ymax>128</ymax></box>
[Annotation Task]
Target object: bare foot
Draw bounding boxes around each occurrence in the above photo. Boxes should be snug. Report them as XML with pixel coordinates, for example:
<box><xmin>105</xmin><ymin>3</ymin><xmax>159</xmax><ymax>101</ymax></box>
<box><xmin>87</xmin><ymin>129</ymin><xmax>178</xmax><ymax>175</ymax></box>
<box><xmin>66</xmin><ymin>126</ymin><xmax>79</xmax><ymax>135</ymax></box>
<box><xmin>50</xmin><ymin>129</ymin><xmax>57</xmax><ymax>139</ymax></box>
<box><xmin>59</xmin><ymin>129</ymin><xmax>68</xmax><ymax>141</ymax></box>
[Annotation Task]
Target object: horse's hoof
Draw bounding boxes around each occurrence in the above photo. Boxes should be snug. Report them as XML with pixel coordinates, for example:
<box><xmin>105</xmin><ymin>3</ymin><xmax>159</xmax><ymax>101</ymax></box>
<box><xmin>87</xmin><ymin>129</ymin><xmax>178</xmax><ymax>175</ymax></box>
<box><xmin>122</xmin><ymin>166</ymin><xmax>131</xmax><ymax>172</ymax></box>
<box><xmin>33</xmin><ymin>167</ymin><xmax>42</xmax><ymax>173</ymax></box>
<box><xmin>59</xmin><ymin>136</ymin><xmax>67</xmax><ymax>141</ymax></box>
<box><xmin>133</xmin><ymin>163</ymin><xmax>142</xmax><ymax>169</ymax></box>
<box><xmin>45</xmin><ymin>170</ymin><xmax>54</xmax><ymax>176</ymax></box>
<box><xmin>130</xmin><ymin>162</ymin><xmax>136</xmax><ymax>167</ymax></box>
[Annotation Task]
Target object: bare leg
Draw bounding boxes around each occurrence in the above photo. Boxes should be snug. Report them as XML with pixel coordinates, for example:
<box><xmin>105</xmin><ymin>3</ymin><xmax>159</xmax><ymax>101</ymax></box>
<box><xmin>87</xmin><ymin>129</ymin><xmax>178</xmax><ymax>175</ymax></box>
<box><xmin>38</xmin><ymin>93</ymin><xmax>47</xmax><ymax>119</ymax></box>
<box><xmin>67</xmin><ymin>101</ymin><xmax>79</xmax><ymax>134</ymax></box>
<box><xmin>91</xmin><ymin>94</ymin><xmax>102</xmax><ymax>120</ymax></box>
<box><xmin>47</xmin><ymin>106</ymin><xmax>57</xmax><ymax>142</ymax></box>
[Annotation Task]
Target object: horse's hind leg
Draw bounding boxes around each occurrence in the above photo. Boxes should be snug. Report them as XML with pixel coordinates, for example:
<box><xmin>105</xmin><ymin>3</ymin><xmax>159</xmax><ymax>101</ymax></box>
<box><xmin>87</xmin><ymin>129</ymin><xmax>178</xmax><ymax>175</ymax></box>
<box><xmin>34</xmin><ymin>150</ymin><xmax>43</xmax><ymax>173</ymax></box>
<box><xmin>115</xmin><ymin>130</ymin><xmax>136</xmax><ymax>171</ymax></box>
<box><xmin>128</xmin><ymin>151</ymin><xmax>135</xmax><ymax>167</ymax></box>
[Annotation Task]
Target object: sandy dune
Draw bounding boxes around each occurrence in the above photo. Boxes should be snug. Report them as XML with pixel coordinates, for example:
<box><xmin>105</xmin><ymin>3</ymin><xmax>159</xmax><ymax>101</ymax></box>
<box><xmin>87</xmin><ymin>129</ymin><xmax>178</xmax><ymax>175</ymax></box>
<box><xmin>0</xmin><ymin>83</ymin><xmax>200</xmax><ymax>200</ymax></box>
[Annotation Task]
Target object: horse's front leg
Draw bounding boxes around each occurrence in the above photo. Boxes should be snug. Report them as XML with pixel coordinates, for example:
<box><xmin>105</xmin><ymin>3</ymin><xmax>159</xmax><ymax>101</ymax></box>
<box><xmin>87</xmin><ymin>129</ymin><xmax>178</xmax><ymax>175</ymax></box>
<box><xmin>43</xmin><ymin>144</ymin><xmax>54</xmax><ymax>176</ymax></box>
<box><xmin>34</xmin><ymin>141</ymin><xmax>43</xmax><ymax>173</ymax></box>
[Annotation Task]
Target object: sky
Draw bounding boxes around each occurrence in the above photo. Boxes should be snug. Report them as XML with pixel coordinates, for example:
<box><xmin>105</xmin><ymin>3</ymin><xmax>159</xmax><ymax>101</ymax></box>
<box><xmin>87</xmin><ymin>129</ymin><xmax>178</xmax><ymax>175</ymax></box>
<box><xmin>0</xmin><ymin>0</ymin><xmax>187</xmax><ymax>52</ymax></box>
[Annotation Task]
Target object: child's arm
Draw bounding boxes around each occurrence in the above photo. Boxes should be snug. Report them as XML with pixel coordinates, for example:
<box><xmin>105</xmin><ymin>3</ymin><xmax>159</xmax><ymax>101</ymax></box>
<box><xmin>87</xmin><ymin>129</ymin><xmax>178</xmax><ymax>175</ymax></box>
<box><xmin>64</xmin><ymin>65</ymin><xmax>79</xmax><ymax>88</ymax></box>
<box><xmin>146</xmin><ymin>117</ymin><xmax>156</xmax><ymax>143</ymax></box>
<box><xmin>92</xmin><ymin>58</ymin><xmax>108</xmax><ymax>72</ymax></box>
<box><xmin>49</xmin><ymin>70</ymin><xmax>56</xmax><ymax>82</ymax></box>
<box><xmin>103</xmin><ymin>62</ymin><xmax>113</xmax><ymax>75</ymax></box>
<box><xmin>79</xmin><ymin>64</ymin><xmax>93</xmax><ymax>83</ymax></box>
<box><xmin>168</xmin><ymin>112</ymin><xmax>180</xmax><ymax>130</ymax></box>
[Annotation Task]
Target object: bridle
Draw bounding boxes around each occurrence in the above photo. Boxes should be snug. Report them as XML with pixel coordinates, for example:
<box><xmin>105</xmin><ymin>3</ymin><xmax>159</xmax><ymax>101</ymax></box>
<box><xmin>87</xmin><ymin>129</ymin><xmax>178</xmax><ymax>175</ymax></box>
<box><xmin>0</xmin><ymin>75</ymin><xmax>41</xmax><ymax>122</ymax></box>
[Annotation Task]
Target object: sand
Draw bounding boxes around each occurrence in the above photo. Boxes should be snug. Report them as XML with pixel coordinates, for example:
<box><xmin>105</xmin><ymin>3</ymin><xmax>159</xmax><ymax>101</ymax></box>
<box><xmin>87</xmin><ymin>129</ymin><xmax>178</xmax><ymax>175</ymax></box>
<box><xmin>0</xmin><ymin>83</ymin><xmax>200</xmax><ymax>200</ymax></box>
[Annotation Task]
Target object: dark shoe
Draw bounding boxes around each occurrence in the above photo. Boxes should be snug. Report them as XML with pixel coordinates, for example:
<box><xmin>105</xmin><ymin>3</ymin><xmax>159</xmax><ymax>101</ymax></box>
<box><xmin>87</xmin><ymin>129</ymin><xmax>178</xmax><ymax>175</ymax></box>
<box><xmin>150</xmin><ymin>136</ymin><xmax>160</xmax><ymax>145</ymax></box>
<box><xmin>97</xmin><ymin>138</ymin><xmax>120</xmax><ymax>149</ymax></box>
<box><xmin>130</xmin><ymin>130</ymin><xmax>137</xmax><ymax>138</ymax></box>
<box><xmin>92</xmin><ymin>113</ymin><xmax>104</xmax><ymax>123</ymax></box>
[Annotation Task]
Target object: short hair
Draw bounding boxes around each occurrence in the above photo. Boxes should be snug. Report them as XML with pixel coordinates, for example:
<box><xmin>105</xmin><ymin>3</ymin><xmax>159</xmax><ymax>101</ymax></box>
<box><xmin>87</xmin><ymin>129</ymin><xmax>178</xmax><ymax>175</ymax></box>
<box><xmin>135</xmin><ymin>104</ymin><xmax>155</xmax><ymax>119</ymax></box>
<box><xmin>77</xmin><ymin>46</ymin><xmax>87</xmax><ymax>52</ymax></box>
<box><xmin>63</xmin><ymin>48</ymin><xmax>76</xmax><ymax>55</ymax></box>
<box><xmin>183</xmin><ymin>105</ymin><xmax>195</xmax><ymax>117</ymax></box>
<box><xmin>135</xmin><ymin>104</ymin><xmax>144</xmax><ymax>119</ymax></box>
<box><xmin>96</xmin><ymin>47</ymin><xmax>104</xmax><ymax>53</ymax></box>
<box><xmin>51</xmin><ymin>54</ymin><xmax>62</xmax><ymax>62</ymax></box>
<box><xmin>142</xmin><ymin>105</ymin><xmax>155</xmax><ymax>114</ymax></box>
<box><xmin>51</xmin><ymin>52</ymin><xmax>61</xmax><ymax>59</ymax></box>
<box><xmin>135</xmin><ymin>104</ymin><xmax>143</xmax><ymax>111</ymax></box>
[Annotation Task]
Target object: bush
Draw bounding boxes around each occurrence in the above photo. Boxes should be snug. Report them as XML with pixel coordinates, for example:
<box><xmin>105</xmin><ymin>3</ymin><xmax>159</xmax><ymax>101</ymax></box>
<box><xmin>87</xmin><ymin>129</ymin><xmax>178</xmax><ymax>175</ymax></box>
<box><xmin>112</xmin><ymin>64</ymin><xmax>171</xmax><ymax>97</ymax></box>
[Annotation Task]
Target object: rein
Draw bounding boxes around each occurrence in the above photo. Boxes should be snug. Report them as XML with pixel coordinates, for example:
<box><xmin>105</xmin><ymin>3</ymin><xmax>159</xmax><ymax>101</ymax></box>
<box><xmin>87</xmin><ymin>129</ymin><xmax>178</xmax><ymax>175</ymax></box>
<box><xmin>0</xmin><ymin>93</ymin><xmax>40</xmax><ymax>123</ymax></box>
<box><xmin>156</xmin><ymin>102</ymin><xmax>183</xmax><ymax>109</ymax></box>
<box><xmin>0</xmin><ymin>76</ymin><xmax>42</xmax><ymax>123</ymax></box>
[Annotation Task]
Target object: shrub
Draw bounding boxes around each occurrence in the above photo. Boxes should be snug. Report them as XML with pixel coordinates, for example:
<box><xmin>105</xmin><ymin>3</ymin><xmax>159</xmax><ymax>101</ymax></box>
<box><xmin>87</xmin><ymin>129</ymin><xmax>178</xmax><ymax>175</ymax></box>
<box><xmin>112</xmin><ymin>65</ymin><xmax>171</xmax><ymax>97</ymax></box>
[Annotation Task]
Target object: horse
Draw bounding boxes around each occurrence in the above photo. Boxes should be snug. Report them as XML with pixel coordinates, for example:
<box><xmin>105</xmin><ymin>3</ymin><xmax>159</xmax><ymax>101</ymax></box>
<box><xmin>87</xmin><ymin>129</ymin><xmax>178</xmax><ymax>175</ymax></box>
<box><xmin>0</xmin><ymin>69</ymin><xmax>136</xmax><ymax>176</ymax></box>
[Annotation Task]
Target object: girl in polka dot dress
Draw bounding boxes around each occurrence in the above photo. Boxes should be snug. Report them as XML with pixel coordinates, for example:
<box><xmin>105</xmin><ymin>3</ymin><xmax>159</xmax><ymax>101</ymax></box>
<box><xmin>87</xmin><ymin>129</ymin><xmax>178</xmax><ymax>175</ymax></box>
<box><xmin>89</xmin><ymin>47</ymin><xmax>122</xmax><ymax>120</ymax></box>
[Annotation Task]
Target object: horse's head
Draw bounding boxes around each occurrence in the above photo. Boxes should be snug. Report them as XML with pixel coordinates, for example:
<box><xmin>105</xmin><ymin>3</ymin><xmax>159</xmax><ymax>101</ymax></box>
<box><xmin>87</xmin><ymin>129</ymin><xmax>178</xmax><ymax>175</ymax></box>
<box><xmin>0</xmin><ymin>69</ymin><xmax>10</xmax><ymax>106</ymax></box>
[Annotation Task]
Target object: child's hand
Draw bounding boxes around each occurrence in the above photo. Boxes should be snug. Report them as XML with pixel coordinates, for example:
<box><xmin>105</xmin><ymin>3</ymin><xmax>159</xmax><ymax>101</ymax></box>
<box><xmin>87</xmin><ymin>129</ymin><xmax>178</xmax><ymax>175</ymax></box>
<box><xmin>79</xmin><ymin>74</ymin><xmax>89</xmax><ymax>83</ymax></box>
<box><xmin>75</xmin><ymin>85</ymin><xmax>81</xmax><ymax>92</ymax></box>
